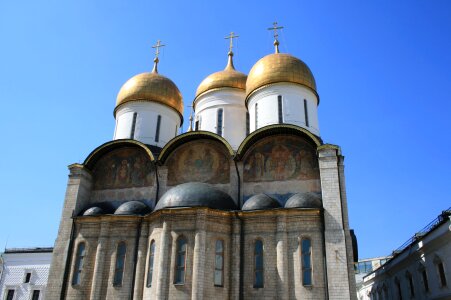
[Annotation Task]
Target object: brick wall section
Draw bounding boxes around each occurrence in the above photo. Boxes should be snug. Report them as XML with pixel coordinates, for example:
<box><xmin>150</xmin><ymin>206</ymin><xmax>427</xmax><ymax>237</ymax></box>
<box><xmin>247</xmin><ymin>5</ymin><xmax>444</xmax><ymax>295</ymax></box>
<box><xmin>318</xmin><ymin>145</ymin><xmax>352</xmax><ymax>300</ymax></box>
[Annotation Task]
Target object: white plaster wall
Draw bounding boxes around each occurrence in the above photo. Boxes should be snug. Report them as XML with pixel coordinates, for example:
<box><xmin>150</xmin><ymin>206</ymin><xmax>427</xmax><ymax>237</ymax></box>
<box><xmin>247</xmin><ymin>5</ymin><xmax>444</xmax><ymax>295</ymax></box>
<box><xmin>0</xmin><ymin>251</ymin><xmax>52</xmax><ymax>300</ymax></box>
<box><xmin>194</xmin><ymin>88</ymin><xmax>247</xmax><ymax>150</ymax></box>
<box><xmin>247</xmin><ymin>83</ymin><xmax>320</xmax><ymax>136</ymax></box>
<box><xmin>114</xmin><ymin>102</ymin><xmax>182</xmax><ymax>147</ymax></box>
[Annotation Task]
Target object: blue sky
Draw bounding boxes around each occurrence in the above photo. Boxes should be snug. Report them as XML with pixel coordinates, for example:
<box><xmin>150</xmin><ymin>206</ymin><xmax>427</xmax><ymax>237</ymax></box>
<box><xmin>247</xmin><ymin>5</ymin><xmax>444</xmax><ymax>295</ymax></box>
<box><xmin>0</xmin><ymin>0</ymin><xmax>450</xmax><ymax>259</ymax></box>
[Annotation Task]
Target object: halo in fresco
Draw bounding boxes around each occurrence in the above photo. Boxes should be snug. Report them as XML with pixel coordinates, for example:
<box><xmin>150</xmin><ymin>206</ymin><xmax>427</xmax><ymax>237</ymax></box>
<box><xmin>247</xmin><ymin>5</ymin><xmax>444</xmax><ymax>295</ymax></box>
<box><xmin>243</xmin><ymin>135</ymin><xmax>319</xmax><ymax>182</ymax></box>
<box><xmin>166</xmin><ymin>140</ymin><xmax>230</xmax><ymax>185</ymax></box>
<box><xmin>92</xmin><ymin>147</ymin><xmax>154</xmax><ymax>190</ymax></box>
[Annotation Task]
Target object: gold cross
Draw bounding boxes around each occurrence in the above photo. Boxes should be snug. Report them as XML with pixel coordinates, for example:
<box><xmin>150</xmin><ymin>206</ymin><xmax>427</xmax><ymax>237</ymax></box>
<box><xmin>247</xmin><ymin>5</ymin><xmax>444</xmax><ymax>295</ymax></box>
<box><xmin>267</xmin><ymin>22</ymin><xmax>284</xmax><ymax>40</ymax></box>
<box><xmin>225</xmin><ymin>32</ymin><xmax>239</xmax><ymax>53</ymax></box>
<box><xmin>152</xmin><ymin>40</ymin><xmax>165</xmax><ymax>59</ymax></box>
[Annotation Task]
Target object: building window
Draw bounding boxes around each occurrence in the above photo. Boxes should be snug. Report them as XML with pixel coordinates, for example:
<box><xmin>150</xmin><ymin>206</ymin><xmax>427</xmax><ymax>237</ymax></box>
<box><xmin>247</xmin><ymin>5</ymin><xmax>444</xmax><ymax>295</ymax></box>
<box><xmin>130</xmin><ymin>112</ymin><xmax>137</xmax><ymax>139</ymax></box>
<box><xmin>113</xmin><ymin>242</ymin><xmax>127</xmax><ymax>286</ymax></box>
<box><xmin>72</xmin><ymin>242</ymin><xmax>86</xmax><ymax>285</ymax></box>
<box><xmin>437</xmin><ymin>261</ymin><xmax>447</xmax><ymax>287</ymax></box>
<box><xmin>304</xmin><ymin>99</ymin><xmax>309</xmax><ymax>127</ymax></box>
<box><xmin>32</xmin><ymin>290</ymin><xmax>40</xmax><ymax>300</ymax></box>
<box><xmin>278</xmin><ymin>95</ymin><xmax>283</xmax><ymax>123</ymax></box>
<box><xmin>301</xmin><ymin>238</ymin><xmax>312</xmax><ymax>286</ymax></box>
<box><xmin>217</xmin><ymin>109</ymin><xmax>223</xmax><ymax>136</ymax></box>
<box><xmin>195</xmin><ymin>120</ymin><xmax>199</xmax><ymax>131</ymax></box>
<box><xmin>254</xmin><ymin>240</ymin><xmax>264</xmax><ymax>288</ymax></box>
<box><xmin>395</xmin><ymin>277</ymin><xmax>403</xmax><ymax>300</ymax></box>
<box><xmin>246</xmin><ymin>112</ymin><xmax>250</xmax><ymax>135</ymax></box>
<box><xmin>24</xmin><ymin>272</ymin><xmax>31</xmax><ymax>283</ymax></box>
<box><xmin>255</xmin><ymin>103</ymin><xmax>258</xmax><ymax>129</ymax></box>
<box><xmin>175</xmin><ymin>125</ymin><xmax>178</xmax><ymax>135</ymax></box>
<box><xmin>6</xmin><ymin>290</ymin><xmax>14</xmax><ymax>300</ymax></box>
<box><xmin>214</xmin><ymin>240</ymin><xmax>224</xmax><ymax>286</ymax></box>
<box><xmin>406</xmin><ymin>271</ymin><xmax>415</xmax><ymax>298</ymax></box>
<box><xmin>174</xmin><ymin>237</ymin><xmax>187</xmax><ymax>284</ymax></box>
<box><xmin>146</xmin><ymin>240</ymin><xmax>156</xmax><ymax>287</ymax></box>
<box><xmin>420</xmin><ymin>268</ymin><xmax>429</xmax><ymax>292</ymax></box>
<box><xmin>155</xmin><ymin>115</ymin><xmax>161</xmax><ymax>142</ymax></box>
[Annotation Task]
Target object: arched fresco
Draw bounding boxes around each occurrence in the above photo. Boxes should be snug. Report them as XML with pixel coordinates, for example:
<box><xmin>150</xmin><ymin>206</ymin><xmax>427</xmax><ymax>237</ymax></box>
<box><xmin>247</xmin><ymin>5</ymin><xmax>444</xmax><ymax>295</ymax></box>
<box><xmin>165</xmin><ymin>139</ymin><xmax>230</xmax><ymax>185</ymax></box>
<box><xmin>243</xmin><ymin>135</ymin><xmax>319</xmax><ymax>182</ymax></box>
<box><xmin>92</xmin><ymin>147</ymin><xmax>155</xmax><ymax>190</ymax></box>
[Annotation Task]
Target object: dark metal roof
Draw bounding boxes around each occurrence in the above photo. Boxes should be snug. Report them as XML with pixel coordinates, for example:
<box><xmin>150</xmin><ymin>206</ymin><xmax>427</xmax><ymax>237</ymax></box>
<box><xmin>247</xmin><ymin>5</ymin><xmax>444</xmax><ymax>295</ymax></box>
<box><xmin>114</xmin><ymin>201</ymin><xmax>151</xmax><ymax>215</ymax></box>
<box><xmin>5</xmin><ymin>247</ymin><xmax>53</xmax><ymax>254</ymax></box>
<box><xmin>155</xmin><ymin>182</ymin><xmax>237</xmax><ymax>211</ymax></box>
<box><xmin>242</xmin><ymin>194</ymin><xmax>281</xmax><ymax>211</ymax></box>
<box><xmin>83</xmin><ymin>206</ymin><xmax>105</xmax><ymax>216</ymax></box>
<box><xmin>285</xmin><ymin>192</ymin><xmax>322</xmax><ymax>209</ymax></box>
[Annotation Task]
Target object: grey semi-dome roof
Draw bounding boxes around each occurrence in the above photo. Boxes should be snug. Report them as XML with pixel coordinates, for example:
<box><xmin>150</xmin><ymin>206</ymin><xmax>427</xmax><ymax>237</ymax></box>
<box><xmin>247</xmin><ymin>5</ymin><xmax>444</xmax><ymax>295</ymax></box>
<box><xmin>114</xmin><ymin>201</ymin><xmax>151</xmax><ymax>215</ymax></box>
<box><xmin>285</xmin><ymin>192</ymin><xmax>322</xmax><ymax>209</ymax></box>
<box><xmin>154</xmin><ymin>182</ymin><xmax>237</xmax><ymax>211</ymax></box>
<box><xmin>242</xmin><ymin>194</ymin><xmax>281</xmax><ymax>211</ymax></box>
<box><xmin>83</xmin><ymin>206</ymin><xmax>105</xmax><ymax>216</ymax></box>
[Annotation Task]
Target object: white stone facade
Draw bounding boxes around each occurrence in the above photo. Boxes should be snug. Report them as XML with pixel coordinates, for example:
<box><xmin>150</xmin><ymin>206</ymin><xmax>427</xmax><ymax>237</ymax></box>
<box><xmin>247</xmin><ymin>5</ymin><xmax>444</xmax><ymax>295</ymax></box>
<box><xmin>114</xmin><ymin>101</ymin><xmax>181</xmax><ymax>147</ymax></box>
<box><xmin>0</xmin><ymin>248</ymin><xmax>52</xmax><ymax>300</ymax></box>
<box><xmin>194</xmin><ymin>88</ymin><xmax>247</xmax><ymax>150</ymax></box>
<box><xmin>247</xmin><ymin>83</ymin><xmax>320</xmax><ymax>136</ymax></box>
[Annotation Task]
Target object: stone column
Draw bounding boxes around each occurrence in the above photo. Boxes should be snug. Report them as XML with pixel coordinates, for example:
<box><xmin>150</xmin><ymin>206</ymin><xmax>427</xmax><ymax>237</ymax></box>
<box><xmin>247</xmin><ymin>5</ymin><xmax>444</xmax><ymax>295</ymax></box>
<box><xmin>191</xmin><ymin>210</ymin><xmax>207</xmax><ymax>300</ymax></box>
<box><xmin>133</xmin><ymin>222</ymin><xmax>149</xmax><ymax>299</ymax></box>
<box><xmin>90</xmin><ymin>222</ymin><xmax>110</xmax><ymax>300</ymax></box>
<box><xmin>230</xmin><ymin>215</ymin><xmax>241</xmax><ymax>299</ymax></box>
<box><xmin>155</xmin><ymin>219</ymin><xmax>170</xmax><ymax>299</ymax></box>
<box><xmin>46</xmin><ymin>164</ymin><xmax>92</xmax><ymax>300</ymax></box>
<box><xmin>318</xmin><ymin>145</ymin><xmax>351</xmax><ymax>300</ymax></box>
<box><xmin>276</xmin><ymin>215</ymin><xmax>289</xmax><ymax>300</ymax></box>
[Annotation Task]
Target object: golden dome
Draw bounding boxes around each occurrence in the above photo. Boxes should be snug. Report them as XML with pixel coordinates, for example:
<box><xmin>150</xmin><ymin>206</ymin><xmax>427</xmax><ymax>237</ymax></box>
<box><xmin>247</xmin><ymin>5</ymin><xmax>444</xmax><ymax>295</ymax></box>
<box><xmin>115</xmin><ymin>64</ymin><xmax>183</xmax><ymax>118</ymax></box>
<box><xmin>246</xmin><ymin>53</ymin><xmax>317</xmax><ymax>100</ymax></box>
<box><xmin>195</xmin><ymin>52</ymin><xmax>247</xmax><ymax>100</ymax></box>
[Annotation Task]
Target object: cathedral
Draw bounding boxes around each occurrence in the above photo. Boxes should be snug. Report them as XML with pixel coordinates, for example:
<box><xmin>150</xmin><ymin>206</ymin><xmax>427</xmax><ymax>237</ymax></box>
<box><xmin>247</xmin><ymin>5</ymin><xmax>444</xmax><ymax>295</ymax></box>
<box><xmin>47</xmin><ymin>26</ymin><xmax>358</xmax><ymax>300</ymax></box>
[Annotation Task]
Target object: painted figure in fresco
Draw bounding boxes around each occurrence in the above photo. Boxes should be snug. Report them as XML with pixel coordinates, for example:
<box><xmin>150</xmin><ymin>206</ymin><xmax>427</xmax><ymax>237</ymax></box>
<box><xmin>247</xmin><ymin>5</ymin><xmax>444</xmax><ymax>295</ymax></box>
<box><xmin>116</xmin><ymin>159</ymin><xmax>130</xmax><ymax>187</ymax></box>
<box><xmin>267</xmin><ymin>144</ymin><xmax>295</xmax><ymax>180</ymax></box>
<box><xmin>131</xmin><ymin>156</ymin><xmax>144</xmax><ymax>186</ymax></box>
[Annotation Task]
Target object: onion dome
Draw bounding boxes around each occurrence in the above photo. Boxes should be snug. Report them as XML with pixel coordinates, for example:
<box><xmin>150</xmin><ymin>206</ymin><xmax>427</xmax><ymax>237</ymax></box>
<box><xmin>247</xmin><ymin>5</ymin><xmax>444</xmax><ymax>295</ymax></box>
<box><xmin>115</xmin><ymin>57</ymin><xmax>183</xmax><ymax>119</ymax></box>
<box><xmin>114</xmin><ymin>201</ymin><xmax>151</xmax><ymax>215</ymax></box>
<box><xmin>82</xmin><ymin>206</ymin><xmax>105</xmax><ymax>216</ymax></box>
<box><xmin>195</xmin><ymin>51</ymin><xmax>247</xmax><ymax>100</ymax></box>
<box><xmin>246</xmin><ymin>35</ymin><xmax>316</xmax><ymax>101</ymax></box>
<box><xmin>242</xmin><ymin>194</ymin><xmax>281</xmax><ymax>211</ymax></box>
<box><xmin>155</xmin><ymin>182</ymin><xmax>237</xmax><ymax>211</ymax></box>
<box><xmin>285</xmin><ymin>192</ymin><xmax>322</xmax><ymax>209</ymax></box>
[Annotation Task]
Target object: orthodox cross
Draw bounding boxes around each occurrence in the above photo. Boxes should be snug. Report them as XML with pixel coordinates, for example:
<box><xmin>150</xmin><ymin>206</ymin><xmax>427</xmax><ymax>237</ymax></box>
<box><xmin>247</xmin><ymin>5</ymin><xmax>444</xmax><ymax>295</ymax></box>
<box><xmin>267</xmin><ymin>22</ymin><xmax>284</xmax><ymax>40</ymax></box>
<box><xmin>225</xmin><ymin>32</ymin><xmax>239</xmax><ymax>53</ymax></box>
<box><xmin>152</xmin><ymin>40</ymin><xmax>165</xmax><ymax>59</ymax></box>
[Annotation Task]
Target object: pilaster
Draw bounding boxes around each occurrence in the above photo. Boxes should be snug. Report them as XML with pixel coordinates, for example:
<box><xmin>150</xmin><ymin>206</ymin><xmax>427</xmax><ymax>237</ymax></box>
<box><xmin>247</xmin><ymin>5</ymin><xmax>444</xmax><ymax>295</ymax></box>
<box><xmin>90</xmin><ymin>222</ymin><xmax>110</xmax><ymax>299</ymax></box>
<box><xmin>155</xmin><ymin>219</ymin><xmax>170</xmax><ymax>299</ymax></box>
<box><xmin>191</xmin><ymin>210</ymin><xmax>207</xmax><ymax>299</ymax></box>
<box><xmin>276</xmin><ymin>215</ymin><xmax>289</xmax><ymax>300</ymax></box>
<box><xmin>133</xmin><ymin>221</ymin><xmax>149</xmax><ymax>299</ymax></box>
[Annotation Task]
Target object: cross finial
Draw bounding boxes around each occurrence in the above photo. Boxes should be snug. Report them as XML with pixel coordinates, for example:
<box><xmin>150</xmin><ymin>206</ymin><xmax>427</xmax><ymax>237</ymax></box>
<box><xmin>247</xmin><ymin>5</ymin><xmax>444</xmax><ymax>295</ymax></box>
<box><xmin>187</xmin><ymin>104</ymin><xmax>194</xmax><ymax>132</ymax></box>
<box><xmin>267</xmin><ymin>22</ymin><xmax>284</xmax><ymax>53</ymax></box>
<box><xmin>151</xmin><ymin>40</ymin><xmax>165</xmax><ymax>73</ymax></box>
<box><xmin>225</xmin><ymin>32</ymin><xmax>239</xmax><ymax>54</ymax></box>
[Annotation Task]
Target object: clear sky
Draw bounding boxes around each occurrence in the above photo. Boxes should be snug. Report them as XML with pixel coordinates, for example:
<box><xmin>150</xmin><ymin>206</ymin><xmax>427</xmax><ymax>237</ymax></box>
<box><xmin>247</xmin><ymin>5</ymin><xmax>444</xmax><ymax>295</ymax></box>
<box><xmin>0</xmin><ymin>0</ymin><xmax>450</xmax><ymax>259</ymax></box>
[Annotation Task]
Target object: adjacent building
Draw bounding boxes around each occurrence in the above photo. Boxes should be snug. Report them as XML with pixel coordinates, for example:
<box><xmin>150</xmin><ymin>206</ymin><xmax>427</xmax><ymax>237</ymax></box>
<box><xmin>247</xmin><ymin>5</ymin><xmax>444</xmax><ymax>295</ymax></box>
<box><xmin>0</xmin><ymin>247</ymin><xmax>52</xmax><ymax>300</ymax></box>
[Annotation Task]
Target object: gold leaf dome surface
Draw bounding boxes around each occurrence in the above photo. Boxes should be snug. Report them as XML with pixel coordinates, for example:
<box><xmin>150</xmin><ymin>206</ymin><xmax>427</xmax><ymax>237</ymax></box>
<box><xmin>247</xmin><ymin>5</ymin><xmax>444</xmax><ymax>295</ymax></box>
<box><xmin>195</xmin><ymin>53</ymin><xmax>247</xmax><ymax>100</ymax></box>
<box><xmin>115</xmin><ymin>72</ymin><xmax>183</xmax><ymax>117</ymax></box>
<box><xmin>246</xmin><ymin>53</ymin><xmax>317</xmax><ymax>100</ymax></box>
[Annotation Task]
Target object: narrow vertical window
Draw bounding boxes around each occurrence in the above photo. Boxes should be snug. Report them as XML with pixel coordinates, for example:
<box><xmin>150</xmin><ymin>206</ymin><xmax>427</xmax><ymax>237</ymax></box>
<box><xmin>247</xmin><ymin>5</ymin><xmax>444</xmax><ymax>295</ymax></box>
<box><xmin>175</xmin><ymin>125</ymin><xmax>178</xmax><ymax>135</ymax></box>
<box><xmin>130</xmin><ymin>112</ymin><xmax>137</xmax><ymax>139</ymax></box>
<box><xmin>254</xmin><ymin>240</ymin><xmax>264</xmax><ymax>288</ymax></box>
<box><xmin>214</xmin><ymin>240</ymin><xmax>224</xmax><ymax>286</ymax></box>
<box><xmin>246</xmin><ymin>112</ymin><xmax>250</xmax><ymax>135</ymax></box>
<box><xmin>32</xmin><ymin>290</ymin><xmax>40</xmax><ymax>300</ymax></box>
<box><xmin>301</xmin><ymin>238</ymin><xmax>312</xmax><ymax>286</ymax></box>
<box><xmin>255</xmin><ymin>103</ymin><xmax>258</xmax><ymax>129</ymax></box>
<box><xmin>421</xmin><ymin>269</ymin><xmax>429</xmax><ymax>292</ymax></box>
<box><xmin>6</xmin><ymin>290</ymin><xmax>14</xmax><ymax>300</ymax></box>
<box><xmin>406</xmin><ymin>272</ymin><xmax>415</xmax><ymax>298</ymax></box>
<box><xmin>146</xmin><ymin>240</ymin><xmax>156</xmax><ymax>287</ymax></box>
<box><xmin>113</xmin><ymin>242</ymin><xmax>127</xmax><ymax>286</ymax></box>
<box><xmin>395</xmin><ymin>277</ymin><xmax>403</xmax><ymax>300</ymax></box>
<box><xmin>195</xmin><ymin>120</ymin><xmax>199</xmax><ymax>131</ymax></box>
<box><xmin>72</xmin><ymin>242</ymin><xmax>86</xmax><ymax>285</ymax></box>
<box><xmin>304</xmin><ymin>99</ymin><xmax>309</xmax><ymax>127</ymax></box>
<box><xmin>24</xmin><ymin>272</ymin><xmax>31</xmax><ymax>283</ymax></box>
<box><xmin>278</xmin><ymin>95</ymin><xmax>283</xmax><ymax>123</ymax></box>
<box><xmin>174</xmin><ymin>237</ymin><xmax>187</xmax><ymax>284</ymax></box>
<box><xmin>155</xmin><ymin>115</ymin><xmax>161</xmax><ymax>142</ymax></box>
<box><xmin>217</xmin><ymin>109</ymin><xmax>223</xmax><ymax>136</ymax></box>
<box><xmin>438</xmin><ymin>261</ymin><xmax>447</xmax><ymax>287</ymax></box>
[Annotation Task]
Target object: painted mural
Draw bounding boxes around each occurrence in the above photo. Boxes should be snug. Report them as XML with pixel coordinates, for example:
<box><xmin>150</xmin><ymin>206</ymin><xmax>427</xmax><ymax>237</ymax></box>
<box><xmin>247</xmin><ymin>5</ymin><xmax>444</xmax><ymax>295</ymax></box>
<box><xmin>243</xmin><ymin>135</ymin><xmax>319</xmax><ymax>182</ymax></box>
<box><xmin>166</xmin><ymin>140</ymin><xmax>230</xmax><ymax>185</ymax></box>
<box><xmin>92</xmin><ymin>147</ymin><xmax>154</xmax><ymax>190</ymax></box>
